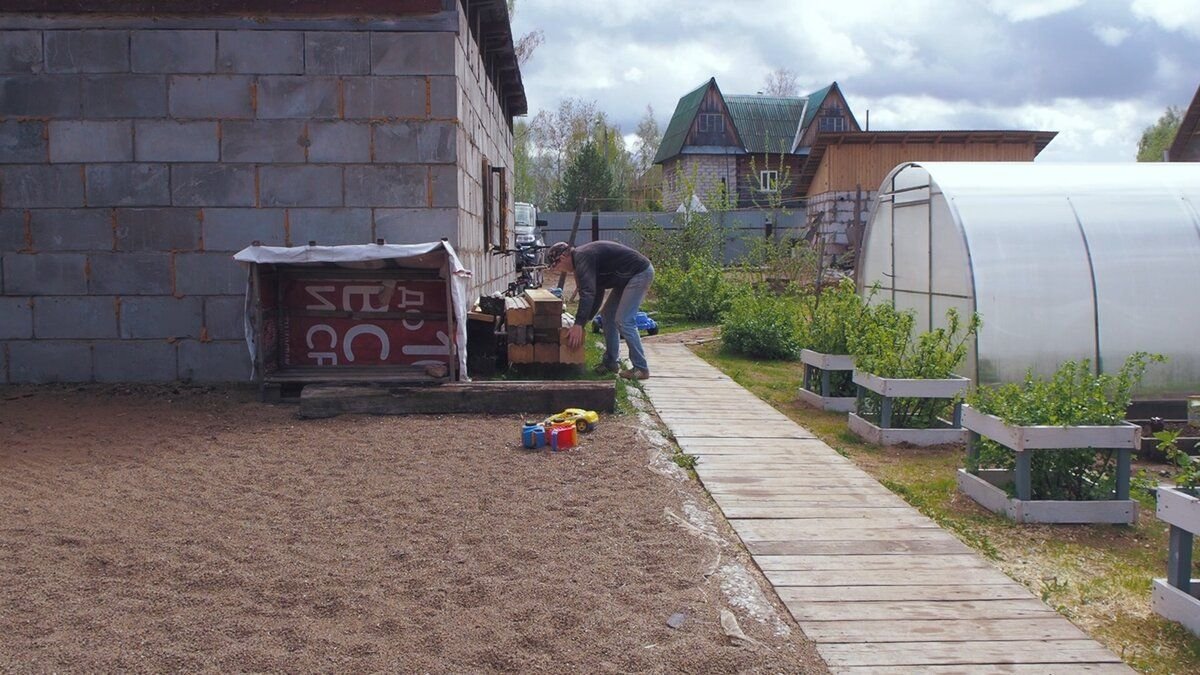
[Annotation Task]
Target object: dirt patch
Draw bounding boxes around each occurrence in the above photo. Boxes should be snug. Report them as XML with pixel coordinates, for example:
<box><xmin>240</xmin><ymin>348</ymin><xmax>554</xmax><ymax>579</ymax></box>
<box><xmin>0</xmin><ymin>385</ymin><xmax>824</xmax><ymax>672</ymax></box>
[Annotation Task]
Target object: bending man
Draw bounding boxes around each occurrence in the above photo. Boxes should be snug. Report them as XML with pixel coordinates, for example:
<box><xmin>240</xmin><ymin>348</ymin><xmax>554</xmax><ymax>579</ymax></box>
<box><xmin>544</xmin><ymin>241</ymin><xmax>655</xmax><ymax>380</ymax></box>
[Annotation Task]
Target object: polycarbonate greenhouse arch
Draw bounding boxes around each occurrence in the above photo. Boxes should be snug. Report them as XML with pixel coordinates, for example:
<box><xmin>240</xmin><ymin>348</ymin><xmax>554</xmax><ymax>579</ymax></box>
<box><xmin>857</xmin><ymin>161</ymin><xmax>1200</xmax><ymax>398</ymax></box>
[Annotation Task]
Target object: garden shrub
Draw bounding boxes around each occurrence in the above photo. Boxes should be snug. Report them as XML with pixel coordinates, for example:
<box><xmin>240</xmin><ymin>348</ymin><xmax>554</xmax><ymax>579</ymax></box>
<box><xmin>967</xmin><ymin>352</ymin><xmax>1164</xmax><ymax>500</ymax></box>
<box><xmin>653</xmin><ymin>257</ymin><xmax>739</xmax><ymax>322</ymax></box>
<box><xmin>850</xmin><ymin>305</ymin><xmax>980</xmax><ymax>429</ymax></box>
<box><xmin>721</xmin><ymin>291</ymin><xmax>805</xmax><ymax>360</ymax></box>
<box><xmin>798</xmin><ymin>279</ymin><xmax>869</xmax><ymax>395</ymax></box>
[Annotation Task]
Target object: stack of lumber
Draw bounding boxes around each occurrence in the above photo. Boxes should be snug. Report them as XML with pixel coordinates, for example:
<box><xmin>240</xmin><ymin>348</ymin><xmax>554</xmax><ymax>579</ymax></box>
<box><xmin>506</xmin><ymin>289</ymin><xmax>585</xmax><ymax>365</ymax></box>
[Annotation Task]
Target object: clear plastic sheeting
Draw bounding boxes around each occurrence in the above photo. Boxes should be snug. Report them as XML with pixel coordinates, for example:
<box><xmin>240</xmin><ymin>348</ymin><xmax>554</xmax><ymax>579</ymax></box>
<box><xmin>858</xmin><ymin>162</ymin><xmax>1200</xmax><ymax>398</ymax></box>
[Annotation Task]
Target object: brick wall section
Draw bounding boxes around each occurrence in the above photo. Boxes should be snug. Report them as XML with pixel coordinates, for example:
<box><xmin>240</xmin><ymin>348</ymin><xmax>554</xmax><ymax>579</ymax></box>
<box><xmin>805</xmin><ymin>189</ymin><xmax>875</xmax><ymax>256</ymax></box>
<box><xmin>660</xmin><ymin>155</ymin><xmax>740</xmax><ymax>212</ymax></box>
<box><xmin>0</xmin><ymin>13</ymin><xmax>516</xmax><ymax>383</ymax></box>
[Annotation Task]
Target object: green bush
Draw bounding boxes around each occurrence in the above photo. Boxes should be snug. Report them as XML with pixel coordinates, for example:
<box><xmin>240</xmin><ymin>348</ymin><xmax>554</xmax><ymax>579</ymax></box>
<box><xmin>632</xmin><ymin>212</ymin><xmax>728</xmax><ymax>271</ymax></box>
<box><xmin>721</xmin><ymin>291</ymin><xmax>805</xmax><ymax>360</ymax></box>
<box><xmin>654</xmin><ymin>258</ymin><xmax>738</xmax><ymax>322</ymax></box>
<box><xmin>850</xmin><ymin>305</ymin><xmax>979</xmax><ymax>429</ymax></box>
<box><xmin>804</xmin><ymin>279</ymin><xmax>868</xmax><ymax>355</ymax></box>
<box><xmin>968</xmin><ymin>353</ymin><xmax>1164</xmax><ymax>500</ymax></box>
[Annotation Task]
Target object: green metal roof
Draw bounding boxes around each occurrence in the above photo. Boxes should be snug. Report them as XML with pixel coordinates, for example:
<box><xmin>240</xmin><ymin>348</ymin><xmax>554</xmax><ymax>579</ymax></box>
<box><xmin>801</xmin><ymin>83</ymin><xmax>833</xmax><ymax>130</ymax></box>
<box><xmin>653</xmin><ymin>78</ymin><xmax>714</xmax><ymax>164</ymax></box>
<box><xmin>725</xmin><ymin>95</ymin><xmax>807</xmax><ymax>154</ymax></box>
<box><xmin>654</xmin><ymin>80</ymin><xmax>839</xmax><ymax>163</ymax></box>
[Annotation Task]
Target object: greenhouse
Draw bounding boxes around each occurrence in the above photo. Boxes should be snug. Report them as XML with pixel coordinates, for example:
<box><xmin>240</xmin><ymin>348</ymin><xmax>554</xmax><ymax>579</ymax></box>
<box><xmin>857</xmin><ymin>161</ymin><xmax>1200</xmax><ymax>398</ymax></box>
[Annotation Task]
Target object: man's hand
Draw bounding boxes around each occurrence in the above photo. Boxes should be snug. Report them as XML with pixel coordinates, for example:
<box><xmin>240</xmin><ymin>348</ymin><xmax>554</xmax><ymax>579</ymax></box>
<box><xmin>567</xmin><ymin>324</ymin><xmax>584</xmax><ymax>348</ymax></box>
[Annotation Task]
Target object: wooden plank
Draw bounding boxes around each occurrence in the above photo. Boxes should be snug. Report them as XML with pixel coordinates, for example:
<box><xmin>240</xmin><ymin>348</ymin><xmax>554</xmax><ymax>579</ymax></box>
<box><xmin>524</xmin><ymin>288</ymin><xmax>563</xmax><ymax>315</ymax></box>
<box><xmin>297</xmin><ymin>381</ymin><xmax>616</xmax><ymax>418</ymax></box>
<box><xmin>505</xmin><ymin>295</ymin><xmax>533</xmax><ymax>325</ymax></box>
<box><xmin>701</xmin><ymin>476</ymin><xmax>884</xmax><ymax>489</ymax></box>
<box><xmin>732</xmin><ymin>521</ymin><xmax>952</xmax><ymax>543</ymax></box>
<box><xmin>533</xmin><ymin>342</ymin><xmax>558</xmax><ymax>363</ymax></box>
<box><xmin>757</xmin><ymin>554</ymin><xmax>992</xmax><ymax>571</ymax></box>
<box><xmin>507</xmin><ymin>342</ymin><xmax>533</xmax><ymax>364</ymax></box>
<box><xmin>789</xmin><ymin>598</ymin><xmax>1056</xmax><ymax>621</ymax></box>
<box><xmin>779</xmin><ymin>584</ymin><xmax>1035</xmax><ymax>603</ymax></box>
<box><xmin>764</xmin><ymin>566</ymin><xmax>1016</xmax><ymax>588</ymax></box>
<box><xmin>751</xmin><ymin>539</ymin><xmax>975</xmax><ymax>557</ymax></box>
<box><xmin>720</xmin><ymin>505</ymin><xmax>924</xmax><ymax>519</ymax></box>
<box><xmin>558</xmin><ymin>327</ymin><xmax>585</xmax><ymax>364</ymax></box>
<box><xmin>805</xmin><ymin>617</ymin><xmax>1088</xmax><ymax>644</ymax></box>
<box><xmin>714</xmin><ymin>494</ymin><xmax>911</xmax><ymax>507</ymax></box>
<box><xmin>835</xmin><ymin>665</ymin><xmax>1134</xmax><ymax>675</ymax></box>
<box><xmin>706</xmin><ymin>485</ymin><xmax>899</xmax><ymax>497</ymax></box>
<box><xmin>818</xmin><ymin>639</ymin><xmax>1124</xmax><ymax>667</ymax></box>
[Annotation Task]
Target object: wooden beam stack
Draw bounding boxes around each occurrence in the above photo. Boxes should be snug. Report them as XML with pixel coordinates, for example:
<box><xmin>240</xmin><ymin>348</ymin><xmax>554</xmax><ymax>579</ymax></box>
<box><xmin>506</xmin><ymin>289</ymin><xmax>584</xmax><ymax>365</ymax></box>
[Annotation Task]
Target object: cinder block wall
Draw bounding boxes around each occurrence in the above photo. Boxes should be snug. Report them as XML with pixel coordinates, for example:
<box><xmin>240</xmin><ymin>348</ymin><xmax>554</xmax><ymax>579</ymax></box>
<box><xmin>0</xmin><ymin>10</ymin><xmax>516</xmax><ymax>383</ymax></box>
<box><xmin>660</xmin><ymin>155</ymin><xmax>739</xmax><ymax>212</ymax></box>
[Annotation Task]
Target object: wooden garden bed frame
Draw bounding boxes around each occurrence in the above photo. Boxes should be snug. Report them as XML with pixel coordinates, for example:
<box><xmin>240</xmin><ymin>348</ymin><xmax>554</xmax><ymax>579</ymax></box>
<box><xmin>1153</xmin><ymin>485</ymin><xmax>1200</xmax><ymax>635</ymax></box>
<box><xmin>847</xmin><ymin>371</ymin><xmax>969</xmax><ymax>446</ymax></box>
<box><xmin>796</xmin><ymin>349</ymin><xmax>856</xmax><ymax>412</ymax></box>
<box><xmin>957</xmin><ymin>405</ymin><xmax>1139</xmax><ymax>525</ymax></box>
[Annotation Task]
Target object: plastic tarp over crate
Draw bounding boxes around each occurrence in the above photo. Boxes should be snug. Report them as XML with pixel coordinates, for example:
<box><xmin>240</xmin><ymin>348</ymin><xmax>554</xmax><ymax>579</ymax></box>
<box><xmin>234</xmin><ymin>242</ymin><xmax>473</xmax><ymax>386</ymax></box>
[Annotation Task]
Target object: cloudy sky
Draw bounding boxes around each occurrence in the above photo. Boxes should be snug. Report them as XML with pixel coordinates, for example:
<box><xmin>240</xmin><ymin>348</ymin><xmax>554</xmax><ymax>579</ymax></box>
<box><xmin>511</xmin><ymin>0</ymin><xmax>1199</xmax><ymax>161</ymax></box>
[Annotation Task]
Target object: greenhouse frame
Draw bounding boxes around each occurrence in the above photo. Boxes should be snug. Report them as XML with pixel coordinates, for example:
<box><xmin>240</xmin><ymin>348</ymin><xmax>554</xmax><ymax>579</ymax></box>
<box><xmin>857</xmin><ymin>162</ymin><xmax>1200</xmax><ymax>398</ymax></box>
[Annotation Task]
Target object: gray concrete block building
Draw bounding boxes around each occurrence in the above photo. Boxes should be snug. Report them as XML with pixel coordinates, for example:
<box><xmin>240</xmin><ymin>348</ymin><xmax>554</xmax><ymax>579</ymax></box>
<box><xmin>0</xmin><ymin>0</ymin><xmax>526</xmax><ymax>383</ymax></box>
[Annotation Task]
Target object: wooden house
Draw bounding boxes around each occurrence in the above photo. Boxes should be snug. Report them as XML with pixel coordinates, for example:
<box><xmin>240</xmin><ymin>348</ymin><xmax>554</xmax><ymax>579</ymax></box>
<box><xmin>654</xmin><ymin>78</ymin><xmax>858</xmax><ymax>211</ymax></box>
<box><xmin>654</xmin><ymin>77</ymin><xmax>1056</xmax><ymax>259</ymax></box>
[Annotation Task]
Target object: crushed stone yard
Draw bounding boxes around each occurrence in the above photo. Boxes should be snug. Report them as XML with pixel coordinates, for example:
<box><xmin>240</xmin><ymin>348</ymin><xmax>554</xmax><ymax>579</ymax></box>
<box><xmin>0</xmin><ymin>385</ymin><xmax>824</xmax><ymax>672</ymax></box>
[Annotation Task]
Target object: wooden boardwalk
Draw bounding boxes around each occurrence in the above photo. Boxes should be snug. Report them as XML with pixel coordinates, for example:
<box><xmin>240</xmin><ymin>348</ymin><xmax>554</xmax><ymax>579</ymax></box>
<box><xmin>641</xmin><ymin>343</ymin><xmax>1133</xmax><ymax>674</ymax></box>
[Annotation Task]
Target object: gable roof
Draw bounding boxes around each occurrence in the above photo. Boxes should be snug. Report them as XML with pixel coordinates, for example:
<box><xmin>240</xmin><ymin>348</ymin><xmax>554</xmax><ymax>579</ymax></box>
<box><xmin>655</xmin><ymin>78</ymin><xmax>837</xmax><ymax>163</ymax></box>
<box><xmin>725</xmin><ymin>95</ymin><xmax>806</xmax><ymax>154</ymax></box>
<box><xmin>1169</xmin><ymin>84</ymin><xmax>1200</xmax><ymax>161</ymax></box>
<box><xmin>653</xmin><ymin>79</ymin><xmax>715</xmax><ymax>164</ymax></box>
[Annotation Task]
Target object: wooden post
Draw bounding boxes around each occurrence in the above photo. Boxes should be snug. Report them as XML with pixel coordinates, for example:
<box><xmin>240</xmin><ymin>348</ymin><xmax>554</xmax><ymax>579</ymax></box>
<box><xmin>820</xmin><ymin>368</ymin><xmax>831</xmax><ymax>398</ymax></box>
<box><xmin>1015</xmin><ymin>451</ymin><xmax>1032</xmax><ymax>501</ymax></box>
<box><xmin>966</xmin><ymin>430</ymin><xmax>980</xmax><ymax>471</ymax></box>
<box><xmin>880</xmin><ymin>395</ymin><xmax>893</xmax><ymax>429</ymax></box>
<box><xmin>1168</xmin><ymin>525</ymin><xmax>1194</xmax><ymax>593</ymax></box>
<box><xmin>1116</xmin><ymin>448</ymin><xmax>1131</xmax><ymax>500</ymax></box>
<box><xmin>803</xmin><ymin>364</ymin><xmax>812</xmax><ymax>393</ymax></box>
<box><xmin>952</xmin><ymin>401</ymin><xmax>963</xmax><ymax>428</ymax></box>
<box><xmin>856</xmin><ymin>384</ymin><xmax>865</xmax><ymax>415</ymax></box>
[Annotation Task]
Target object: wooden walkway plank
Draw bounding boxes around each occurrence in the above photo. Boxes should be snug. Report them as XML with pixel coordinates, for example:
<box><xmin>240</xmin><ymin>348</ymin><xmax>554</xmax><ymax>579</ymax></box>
<box><xmin>803</xmin><ymin>617</ymin><xmax>1089</xmax><ymax>643</ymax></box>
<box><xmin>639</xmin><ymin>343</ymin><xmax>1132</xmax><ymax>674</ymax></box>
<box><xmin>757</xmin><ymin>554</ymin><xmax>993</xmax><ymax>571</ymax></box>
<box><xmin>818</xmin><ymin>640</ymin><xmax>1126</xmax><ymax>667</ymax></box>
<box><xmin>779</xmin><ymin>584</ymin><xmax>1038</xmax><ymax>603</ymax></box>
<box><xmin>789</xmin><ymin>599</ymin><xmax>1057</xmax><ymax>621</ymax></box>
<box><xmin>835</xmin><ymin>658</ymin><xmax>1132</xmax><ymax>667</ymax></box>
<box><xmin>764</xmin><ymin>567</ymin><xmax>1018</xmax><ymax>588</ymax></box>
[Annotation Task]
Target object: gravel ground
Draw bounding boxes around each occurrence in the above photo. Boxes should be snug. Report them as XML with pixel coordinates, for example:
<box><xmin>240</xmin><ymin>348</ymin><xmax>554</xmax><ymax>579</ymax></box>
<box><xmin>0</xmin><ymin>384</ymin><xmax>824</xmax><ymax>673</ymax></box>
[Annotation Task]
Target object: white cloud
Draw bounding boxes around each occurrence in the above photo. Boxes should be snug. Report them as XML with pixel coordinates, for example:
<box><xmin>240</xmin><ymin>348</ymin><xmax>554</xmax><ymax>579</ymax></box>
<box><xmin>986</xmin><ymin>0</ymin><xmax>1085</xmax><ymax>22</ymax></box>
<box><xmin>1131</xmin><ymin>0</ymin><xmax>1200</xmax><ymax>37</ymax></box>
<box><xmin>511</xmin><ymin>0</ymin><xmax>1198</xmax><ymax>161</ymax></box>
<box><xmin>1091</xmin><ymin>23</ymin><xmax>1130</xmax><ymax>46</ymax></box>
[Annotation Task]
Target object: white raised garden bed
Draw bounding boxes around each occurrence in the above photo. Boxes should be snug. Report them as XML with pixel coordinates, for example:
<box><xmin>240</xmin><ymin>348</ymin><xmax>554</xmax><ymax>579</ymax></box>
<box><xmin>797</xmin><ymin>349</ymin><xmax>856</xmax><ymax>412</ymax></box>
<box><xmin>847</xmin><ymin>371</ymin><xmax>969</xmax><ymax>446</ymax></box>
<box><xmin>956</xmin><ymin>405</ymin><xmax>1139</xmax><ymax>525</ymax></box>
<box><xmin>1153</xmin><ymin>485</ymin><xmax>1200</xmax><ymax>636</ymax></box>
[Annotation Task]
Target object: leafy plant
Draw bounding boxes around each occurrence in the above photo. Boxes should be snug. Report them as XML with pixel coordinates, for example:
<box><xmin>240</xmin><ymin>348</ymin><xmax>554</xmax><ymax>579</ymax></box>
<box><xmin>967</xmin><ymin>353</ymin><xmax>1165</xmax><ymax>500</ymax></box>
<box><xmin>804</xmin><ymin>279</ymin><xmax>869</xmax><ymax>355</ymax></box>
<box><xmin>1155</xmin><ymin>429</ymin><xmax>1200</xmax><ymax>494</ymax></box>
<box><xmin>652</xmin><ymin>257</ymin><xmax>740</xmax><ymax>322</ymax></box>
<box><xmin>850</xmin><ymin>305</ymin><xmax>979</xmax><ymax>429</ymax></box>
<box><xmin>721</xmin><ymin>290</ymin><xmax>805</xmax><ymax>360</ymax></box>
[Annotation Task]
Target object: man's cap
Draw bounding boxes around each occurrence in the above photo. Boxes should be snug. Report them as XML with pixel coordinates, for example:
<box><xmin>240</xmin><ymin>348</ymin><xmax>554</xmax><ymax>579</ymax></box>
<box><xmin>545</xmin><ymin>242</ymin><xmax>571</xmax><ymax>267</ymax></box>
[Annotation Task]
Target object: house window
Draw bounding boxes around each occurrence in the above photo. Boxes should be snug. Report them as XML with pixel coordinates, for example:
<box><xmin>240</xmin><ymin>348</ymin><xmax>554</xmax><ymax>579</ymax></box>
<box><xmin>698</xmin><ymin>113</ymin><xmax>724</xmax><ymax>133</ymax></box>
<box><xmin>491</xmin><ymin>166</ymin><xmax>507</xmax><ymax>246</ymax></box>
<box><xmin>758</xmin><ymin>170</ymin><xmax>778</xmax><ymax>192</ymax></box>
<box><xmin>819</xmin><ymin>115</ymin><xmax>848</xmax><ymax>132</ymax></box>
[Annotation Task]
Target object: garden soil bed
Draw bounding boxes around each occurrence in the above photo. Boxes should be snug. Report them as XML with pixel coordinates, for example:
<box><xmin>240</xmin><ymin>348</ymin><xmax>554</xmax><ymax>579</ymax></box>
<box><xmin>0</xmin><ymin>385</ymin><xmax>822</xmax><ymax>672</ymax></box>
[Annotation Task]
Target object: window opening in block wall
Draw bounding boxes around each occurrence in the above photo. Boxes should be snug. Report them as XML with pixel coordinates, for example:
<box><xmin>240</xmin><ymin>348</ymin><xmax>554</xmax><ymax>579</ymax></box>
<box><xmin>482</xmin><ymin>157</ymin><xmax>493</xmax><ymax>249</ymax></box>
<box><xmin>491</xmin><ymin>166</ymin><xmax>508</xmax><ymax>246</ymax></box>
